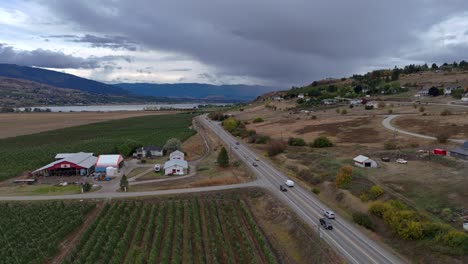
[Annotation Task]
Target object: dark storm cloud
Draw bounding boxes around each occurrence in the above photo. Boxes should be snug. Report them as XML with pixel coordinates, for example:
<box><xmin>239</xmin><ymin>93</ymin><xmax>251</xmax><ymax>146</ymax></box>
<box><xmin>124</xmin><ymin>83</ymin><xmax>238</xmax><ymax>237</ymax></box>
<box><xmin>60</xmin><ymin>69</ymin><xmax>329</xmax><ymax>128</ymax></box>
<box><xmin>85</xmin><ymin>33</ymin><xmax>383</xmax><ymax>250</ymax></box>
<box><xmin>41</xmin><ymin>0</ymin><xmax>468</xmax><ymax>85</ymax></box>
<box><xmin>44</xmin><ymin>34</ymin><xmax>138</xmax><ymax>51</ymax></box>
<box><xmin>0</xmin><ymin>44</ymin><xmax>128</xmax><ymax>69</ymax></box>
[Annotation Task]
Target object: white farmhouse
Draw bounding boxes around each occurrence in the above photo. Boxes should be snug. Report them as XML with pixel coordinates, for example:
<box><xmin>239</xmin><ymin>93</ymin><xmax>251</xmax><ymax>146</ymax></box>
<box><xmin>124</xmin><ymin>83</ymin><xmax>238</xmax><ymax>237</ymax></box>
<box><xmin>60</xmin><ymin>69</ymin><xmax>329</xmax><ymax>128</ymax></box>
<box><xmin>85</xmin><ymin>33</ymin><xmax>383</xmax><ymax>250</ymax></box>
<box><xmin>169</xmin><ymin>150</ymin><xmax>185</xmax><ymax>160</ymax></box>
<box><xmin>163</xmin><ymin>159</ymin><xmax>188</xmax><ymax>175</ymax></box>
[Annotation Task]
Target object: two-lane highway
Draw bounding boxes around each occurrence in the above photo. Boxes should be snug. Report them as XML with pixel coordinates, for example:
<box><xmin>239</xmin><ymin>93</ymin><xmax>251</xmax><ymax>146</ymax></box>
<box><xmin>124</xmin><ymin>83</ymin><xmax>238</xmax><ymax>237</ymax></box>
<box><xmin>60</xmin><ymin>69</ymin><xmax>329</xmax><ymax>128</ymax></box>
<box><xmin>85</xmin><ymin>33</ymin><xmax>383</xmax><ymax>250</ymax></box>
<box><xmin>199</xmin><ymin>115</ymin><xmax>404</xmax><ymax>264</ymax></box>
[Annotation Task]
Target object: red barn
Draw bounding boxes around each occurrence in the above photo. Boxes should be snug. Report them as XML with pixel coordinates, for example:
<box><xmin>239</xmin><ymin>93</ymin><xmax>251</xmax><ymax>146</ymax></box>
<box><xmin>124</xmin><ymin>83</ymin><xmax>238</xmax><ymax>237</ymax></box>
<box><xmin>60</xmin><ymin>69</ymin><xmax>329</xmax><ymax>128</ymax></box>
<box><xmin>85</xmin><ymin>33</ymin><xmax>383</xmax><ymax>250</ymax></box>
<box><xmin>433</xmin><ymin>149</ymin><xmax>447</xmax><ymax>156</ymax></box>
<box><xmin>33</xmin><ymin>152</ymin><xmax>97</xmax><ymax>177</ymax></box>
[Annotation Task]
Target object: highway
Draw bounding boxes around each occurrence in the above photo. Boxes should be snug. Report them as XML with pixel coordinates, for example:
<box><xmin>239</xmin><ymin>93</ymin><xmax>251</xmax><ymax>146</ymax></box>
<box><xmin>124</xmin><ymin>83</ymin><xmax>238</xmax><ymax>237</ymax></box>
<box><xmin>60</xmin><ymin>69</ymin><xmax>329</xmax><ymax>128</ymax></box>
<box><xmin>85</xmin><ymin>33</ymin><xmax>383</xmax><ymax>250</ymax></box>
<box><xmin>199</xmin><ymin>115</ymin><xmax>404</xmax><ymax>264</ymax></box>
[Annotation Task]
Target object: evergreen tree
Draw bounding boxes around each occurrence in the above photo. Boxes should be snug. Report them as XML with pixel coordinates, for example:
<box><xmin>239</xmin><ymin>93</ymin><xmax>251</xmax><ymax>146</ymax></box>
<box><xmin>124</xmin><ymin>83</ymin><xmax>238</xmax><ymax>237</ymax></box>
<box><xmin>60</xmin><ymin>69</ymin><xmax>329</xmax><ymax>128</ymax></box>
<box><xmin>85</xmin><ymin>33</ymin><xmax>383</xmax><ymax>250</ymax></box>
<box><xmin>120</xmin><ymin>175</ymin><xmax>129</xmax><ymax>191</ymax></box>
<box><xmin>217</xmin><ymin>147</ymin><xmax>229</xmax><ymax>167</ymax></box>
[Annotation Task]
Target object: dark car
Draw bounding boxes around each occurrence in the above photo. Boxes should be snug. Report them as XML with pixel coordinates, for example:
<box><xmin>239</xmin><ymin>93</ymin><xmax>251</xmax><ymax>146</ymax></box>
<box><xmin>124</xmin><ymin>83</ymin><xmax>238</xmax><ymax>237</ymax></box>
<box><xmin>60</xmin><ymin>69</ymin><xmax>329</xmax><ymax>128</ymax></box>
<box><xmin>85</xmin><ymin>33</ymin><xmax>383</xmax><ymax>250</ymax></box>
<box><xmin>252</xmin><ymin>162</ymin><xmax>258</xmax><ymax>167</ymax></box>
<box><xmin>280</xmin><ymin>185</ymin><xmax>287</xmax><ymax>192</ymax></box>
<box><xmin>235</xmin><ymin>142</ymin><xmax>240</xmax><ymax>145</ymax></box>
<box><xmin>320</xmin><ymin>218</ymin><xmax>333</xmax><ymax>230</ymax></box>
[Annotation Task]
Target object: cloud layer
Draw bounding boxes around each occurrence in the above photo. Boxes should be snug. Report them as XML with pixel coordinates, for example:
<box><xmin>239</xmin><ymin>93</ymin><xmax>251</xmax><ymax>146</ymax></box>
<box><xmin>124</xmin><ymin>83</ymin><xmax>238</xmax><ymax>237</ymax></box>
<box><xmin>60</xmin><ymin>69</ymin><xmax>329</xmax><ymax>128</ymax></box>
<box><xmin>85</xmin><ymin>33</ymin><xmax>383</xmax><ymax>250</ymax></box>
<box><xmin>2</xmin><ymin>1</ymin><xmax>468</xmax><ymax>85</ymax></box>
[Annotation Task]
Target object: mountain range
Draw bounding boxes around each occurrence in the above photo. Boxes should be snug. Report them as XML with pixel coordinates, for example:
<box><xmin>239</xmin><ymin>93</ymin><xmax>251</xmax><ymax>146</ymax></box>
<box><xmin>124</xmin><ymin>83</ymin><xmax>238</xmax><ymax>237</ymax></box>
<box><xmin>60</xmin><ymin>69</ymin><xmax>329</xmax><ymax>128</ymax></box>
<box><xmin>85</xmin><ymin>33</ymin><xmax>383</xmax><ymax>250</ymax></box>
<box><xmin>0</xmin><ymin>64</ymin><xmax>280</xmax><ymax>105</ymax></box>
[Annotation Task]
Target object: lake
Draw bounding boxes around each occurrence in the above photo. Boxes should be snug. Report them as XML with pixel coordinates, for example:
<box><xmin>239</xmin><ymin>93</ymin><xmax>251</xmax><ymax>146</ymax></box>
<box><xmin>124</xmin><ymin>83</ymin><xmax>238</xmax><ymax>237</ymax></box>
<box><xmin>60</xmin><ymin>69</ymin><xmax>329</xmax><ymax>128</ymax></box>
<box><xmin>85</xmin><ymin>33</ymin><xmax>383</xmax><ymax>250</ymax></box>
<box><xmin>17</xmin><ymin>103</ymin><xmax>228</xmax><ymax>112</ymax></box>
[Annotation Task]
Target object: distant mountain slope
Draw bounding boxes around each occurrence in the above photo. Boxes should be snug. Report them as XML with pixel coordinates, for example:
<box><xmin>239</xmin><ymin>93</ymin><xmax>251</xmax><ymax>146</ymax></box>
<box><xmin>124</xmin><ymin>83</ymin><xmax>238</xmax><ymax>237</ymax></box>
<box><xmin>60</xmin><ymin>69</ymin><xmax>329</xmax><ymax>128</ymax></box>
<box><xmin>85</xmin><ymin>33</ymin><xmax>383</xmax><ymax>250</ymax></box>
<box><xmin>0</xmin><ymin>64</ymin><xmax>127</xmax><ymax>95</ymax></box>
<box><xmin>115</xmin><ymin>83</ymin><xmax>280</xmax><ymax>101</ymax></box>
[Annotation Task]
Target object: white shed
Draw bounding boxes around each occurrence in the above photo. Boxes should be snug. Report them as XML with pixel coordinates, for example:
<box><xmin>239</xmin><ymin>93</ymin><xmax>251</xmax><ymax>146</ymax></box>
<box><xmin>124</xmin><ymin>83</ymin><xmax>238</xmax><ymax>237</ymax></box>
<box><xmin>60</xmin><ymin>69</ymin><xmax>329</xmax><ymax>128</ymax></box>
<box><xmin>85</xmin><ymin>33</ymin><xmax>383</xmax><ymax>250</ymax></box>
<box><xmin>353</xmin><ymin>155</ymin><xmax>378</xmax><ymax>168</ymax></box>
<box><xmin>169</xmin><ymin>150</ymin><xmax>185</xmax><ymax>160</ymax></box>
<box><xmin>163</xmin><ymin>159</ymin><xmax>188</xmax><ymax>175</ymax></box>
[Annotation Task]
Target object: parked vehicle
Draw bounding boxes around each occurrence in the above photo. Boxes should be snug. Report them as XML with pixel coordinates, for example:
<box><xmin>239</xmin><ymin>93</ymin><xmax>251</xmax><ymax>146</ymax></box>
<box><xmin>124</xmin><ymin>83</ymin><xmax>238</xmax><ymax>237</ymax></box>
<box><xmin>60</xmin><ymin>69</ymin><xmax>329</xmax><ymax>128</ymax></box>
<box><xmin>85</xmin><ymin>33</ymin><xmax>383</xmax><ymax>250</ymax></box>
<box><xmin>324</xmin><ymin>211</ymin><xmax>335</xmax><ymax>219</ymax></box>
<box><xmin>154</xmin><ymin>164</ymin><xmax>161</xmax><ymax>172</ymax></box>
<box><xmin>280</xmin><ymin>185</ymin><xmax>287</xmax><ymax>192</ymax></box>
<box><xmin>396</xmin><ymin>158</ymin><xmax>407</xmax><ymax>164</ymax></box>
<box><xmin>381</xmin><ymin>157</ymin><xmax>390</xmax><ymax>162</ymax></box>
<box><xmin>320</xmin><ymin>218</ymin><xmax>333</xmax><ymax>230</ymax></box>
<box><xmin>285</xmin><ymin>180</ymin><xmax>294</xmax><ymax>187</ymax></box>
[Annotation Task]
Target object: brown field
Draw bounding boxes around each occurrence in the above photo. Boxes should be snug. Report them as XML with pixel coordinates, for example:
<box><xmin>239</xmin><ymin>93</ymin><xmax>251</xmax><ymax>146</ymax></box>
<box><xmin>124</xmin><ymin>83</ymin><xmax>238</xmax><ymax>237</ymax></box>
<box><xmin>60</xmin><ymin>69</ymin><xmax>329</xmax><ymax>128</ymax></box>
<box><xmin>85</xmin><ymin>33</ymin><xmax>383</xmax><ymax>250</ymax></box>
<box><xmin>394</xmin><ymin>114</ymin><xmax>468</xmax><ymax>139</ymax></box>
<box><xmin>0</xmin><ymin>111</ymin><xmax>177</xmax><ymax>139</ymax></box>
<box><xmin>400</xmin><ymin>70</ymin><xmax>468</xmax><ymax>87</ymax></box>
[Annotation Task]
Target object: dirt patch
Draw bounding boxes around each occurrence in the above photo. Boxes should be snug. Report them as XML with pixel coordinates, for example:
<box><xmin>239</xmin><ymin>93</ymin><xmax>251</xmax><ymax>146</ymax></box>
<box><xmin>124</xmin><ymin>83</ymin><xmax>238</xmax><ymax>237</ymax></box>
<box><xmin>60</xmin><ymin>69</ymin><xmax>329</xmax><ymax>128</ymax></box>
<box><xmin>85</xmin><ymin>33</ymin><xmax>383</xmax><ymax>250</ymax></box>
<box><xmin>182</xmin><ymin>133</ymin><xmax>205</xmax><ymax>161</ymax></box>
<box><xmin>0</xmin><ymin>111</ymin><xmax>175</xmax><ymax>139</ymax></box>
<box><xmin>394</xmin><ymin>115</ymin><xmax>468</xmax><ymax>139</ymax></box>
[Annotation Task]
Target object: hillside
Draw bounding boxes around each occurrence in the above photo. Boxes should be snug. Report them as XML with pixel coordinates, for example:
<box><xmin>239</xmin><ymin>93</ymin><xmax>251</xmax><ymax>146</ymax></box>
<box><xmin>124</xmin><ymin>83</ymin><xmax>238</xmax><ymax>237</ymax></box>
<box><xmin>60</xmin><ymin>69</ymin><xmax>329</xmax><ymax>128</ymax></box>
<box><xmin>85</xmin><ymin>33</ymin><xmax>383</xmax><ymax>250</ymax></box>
<box><xmin>115</xmin><ymin>83</ymin><xmax>280</xmax><ymax>102</ymax></box>
<box><xmin>0</xmin><ymin>64</ymin><xmax>127</xmax><ymax>95</ymax></box>
<box><xmin>0</xmin><ymin>77</ymin><xmax>167</xmax><ymax>108</ymax></box>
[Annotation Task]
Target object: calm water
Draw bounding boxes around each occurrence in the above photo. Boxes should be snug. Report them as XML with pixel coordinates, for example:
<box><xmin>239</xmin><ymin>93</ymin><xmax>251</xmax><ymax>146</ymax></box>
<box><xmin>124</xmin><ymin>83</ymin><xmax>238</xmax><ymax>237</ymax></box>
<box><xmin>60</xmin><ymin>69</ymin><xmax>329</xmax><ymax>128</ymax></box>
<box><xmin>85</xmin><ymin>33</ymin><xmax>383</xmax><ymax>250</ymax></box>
<box><xmin>17</xmin><ymin>103</ymin><xmax>227</xmax><ymax>112</ymax></box>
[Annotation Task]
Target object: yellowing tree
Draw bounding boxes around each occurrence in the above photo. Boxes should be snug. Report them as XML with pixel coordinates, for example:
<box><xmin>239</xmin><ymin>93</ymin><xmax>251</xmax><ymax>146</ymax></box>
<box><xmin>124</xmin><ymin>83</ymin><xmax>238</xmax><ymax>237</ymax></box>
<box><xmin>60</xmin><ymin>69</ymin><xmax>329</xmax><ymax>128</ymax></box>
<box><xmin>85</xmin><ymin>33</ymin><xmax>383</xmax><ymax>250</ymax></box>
<box><xmin>335</xmin><ymin>165</ymin><xmax>353</xmax><ymax>188</ymax></box>
<box><xmin>222</xmin><ymin>117</ymin><xmax>238</xmax><ymax>132</ymax></box>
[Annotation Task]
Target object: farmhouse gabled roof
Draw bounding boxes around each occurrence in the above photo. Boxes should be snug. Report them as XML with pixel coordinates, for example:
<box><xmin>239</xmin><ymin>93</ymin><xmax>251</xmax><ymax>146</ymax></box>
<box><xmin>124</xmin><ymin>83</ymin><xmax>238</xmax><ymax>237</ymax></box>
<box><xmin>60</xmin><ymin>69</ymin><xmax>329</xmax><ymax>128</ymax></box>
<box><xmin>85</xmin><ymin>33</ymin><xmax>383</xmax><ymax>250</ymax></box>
<box><xmin>163</xmin><ymin>159</ymin><xmax>188</xmax><ymax>169</ymax></box>
<box><xmin>353</xmin><ymin>155</ymin><xmax>370</xmax><ymax>163</ymax></box>
<box><xmin>451</xmin><ymin>141</ymin><xmax>468</xmax><ymax>156</ymax></box>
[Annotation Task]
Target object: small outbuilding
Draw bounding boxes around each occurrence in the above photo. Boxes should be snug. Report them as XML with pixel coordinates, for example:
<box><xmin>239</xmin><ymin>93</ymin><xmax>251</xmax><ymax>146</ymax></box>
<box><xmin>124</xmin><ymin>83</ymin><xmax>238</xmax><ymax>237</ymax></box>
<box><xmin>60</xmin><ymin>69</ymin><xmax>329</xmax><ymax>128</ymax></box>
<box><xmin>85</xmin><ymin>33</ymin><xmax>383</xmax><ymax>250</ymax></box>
<box><xmin>163</xmin><ymin>159</ymin><xmax>188</xmax><ymax>175</ymax></box>
<box><xmin>353</xmin><ymin>155</ymin><xmax>378</xmax><ymax>168</ymax></box>
<box><xmin>135</xmin><ymin>146</ymin><xmax>163</xmax><ymax>158</ymax></box>
<box><xmin>450</xmin><ymin>141</ymin><xmax>468</xmax><ymax>160</ymax></box>
<box><xmin>95</xmin><ymin>154</ymin><xmax>124</xmax><ymax>172</ymax></box>
<box><xmin>169</xmin><ymin>150</ymin><xmax>185</xmax><ymax>160</ymax></box>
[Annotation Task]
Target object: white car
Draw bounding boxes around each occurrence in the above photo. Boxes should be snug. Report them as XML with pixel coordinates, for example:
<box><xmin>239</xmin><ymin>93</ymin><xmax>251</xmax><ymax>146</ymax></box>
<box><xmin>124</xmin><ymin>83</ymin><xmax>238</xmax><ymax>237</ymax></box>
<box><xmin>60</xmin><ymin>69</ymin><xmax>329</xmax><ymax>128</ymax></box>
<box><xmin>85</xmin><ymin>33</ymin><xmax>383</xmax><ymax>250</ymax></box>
<box><xmin>396</xmin><ymin>158</ymin><xmax>408</xmax><ymax>164</ymax></box>
<box><xmin>285</xmin><ymin>180</ymin><xmax>294</xmax><ymax>187</ymax></box>
<box><xmin>324</xmin><ymin>211</ymin><xmax>335</xmax><ymax>219</ymax></box>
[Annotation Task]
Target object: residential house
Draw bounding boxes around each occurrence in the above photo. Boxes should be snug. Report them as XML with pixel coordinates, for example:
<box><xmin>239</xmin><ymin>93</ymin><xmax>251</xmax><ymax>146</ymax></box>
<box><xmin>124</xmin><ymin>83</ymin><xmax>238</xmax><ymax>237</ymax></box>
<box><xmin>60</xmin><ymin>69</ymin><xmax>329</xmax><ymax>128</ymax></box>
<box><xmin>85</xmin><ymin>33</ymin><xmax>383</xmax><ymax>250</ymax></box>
<box><xmin>417</xmin><ymin>89</ymin><xmax>429</xmax><ymax>96</ymax></box>
<box><xmin>135</xmin><ymin>146</ymin><xmax>163</xmax><ymax>158</ymax></box>
<box><xmin>163</xmin><ymin>159</ymin><xmax>188</xmax><ymax>175</ymax></box>
<box><xmin>169</xmin><ymin>150</ymin><xmax>185</xmax><ymax>160</ymax></box>
<box><xmin>444</xmin><ymin>84</ymin><xmax>461</xmax><ymax>96</ymax></box>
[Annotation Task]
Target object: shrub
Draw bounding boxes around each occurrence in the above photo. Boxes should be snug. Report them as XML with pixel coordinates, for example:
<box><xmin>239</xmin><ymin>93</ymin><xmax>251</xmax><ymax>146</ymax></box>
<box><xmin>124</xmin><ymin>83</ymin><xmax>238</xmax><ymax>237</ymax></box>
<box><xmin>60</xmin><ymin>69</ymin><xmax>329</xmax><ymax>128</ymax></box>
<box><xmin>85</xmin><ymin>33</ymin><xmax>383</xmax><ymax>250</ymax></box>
<box><xmin>418</xmin><ymin>106</ymin><xmax>425</xmax><ymax>112</ymax></box>
<box><xmin>352</xmin><ymin>212</ymin><xmax>374</xmax><ymax>230</ymax></box>
<box><xmin>359</xmin><ymin>193</ymin><xmax>370</xmax><ymax>202</ymax></box>
<box><xmin>388</xmin><ymin>109</ymin><xmax>393</xmax><ymax>114</ymax></box>
<box><xmin>312</xmin><ymin>188</ymin><xmax>320</xmax><ymax>195</ymax></box>
<box><xmin>369</xmin><ymin>201</ymin><xmax>391</xmax><ymax>218</ymax></box>
<box><xmin>369</xmin><ymin>185</ymin><xmax>384</xmax><ymax>200</ymax></box>
<box><xmin>266</xmin><ymin>140</ymin><xmax>286</xmax><ymax>156</ymax></box>
<box><xmin>341</xmin><ymin>109</ymin><xmax>348</xmax><ymax>115</ymax></box>
<box><xmin>440</xmin><ymin>109</ymin><xmax>452</xmax><ymax>116</ymax></box>
<box><xmin>378</xmin><ymin>101</ymin><xmax>386</xmax><ymax>108</ymax></box>
<box><xmin>288</xmin><ymin>137</ymin><xmax>306</xmax><ymax>146</ymax></box>
<box><xmin>82</xmin><ymin>182</ymin><xmax>92</xmax><ymax>192</ymax></box>
<box><xmin>310</xmin><ymin>136</ymin><xmax>333</xmax><ymax>148</ymax></box>
<box><xmin>252</xmin><ymin>117</ymin><xmax>264</xmax><ymax>123</ymax></box>
<box><xmin>335</xmin><ymin>165</ymin><xmax>353</xmax><ymax>189</ymax></box>
<box><xmin>297</xmin><ymin>169</ymin><xmax>312</xmax><ymax>179</ymax></box>
<box><xmin>436</xmin><ymin>132</ymin><xmax>450</xmax><ymax>143</ymax></box>
<box><xmin>384</xmin><ymin>141</ymin><xmax>398</xmax><ymax>150</ymax></box>
<box><xmin>335</xmin><ymin>108</ymin><xmax>340</xmax><ymax>113</ymax></box>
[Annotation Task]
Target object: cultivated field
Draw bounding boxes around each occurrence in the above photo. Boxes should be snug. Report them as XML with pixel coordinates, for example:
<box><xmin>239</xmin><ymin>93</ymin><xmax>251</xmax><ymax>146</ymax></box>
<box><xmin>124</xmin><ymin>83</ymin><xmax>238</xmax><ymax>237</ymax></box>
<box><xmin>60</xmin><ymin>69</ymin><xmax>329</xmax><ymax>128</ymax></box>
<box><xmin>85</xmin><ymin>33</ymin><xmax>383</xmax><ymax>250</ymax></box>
<box><xmin>65</xmin><ymin>199</ymin><xmax>276</xmax><ymax>264</ymax></box>
<box><xmin>0</xmin><ymin>111</ymin><xmax>176</xmax><ymax>139</ymax></box>
<box><xmin>0</xmin><ymin>202</ymin><xmax>95</xmax><ymax>264</ymax></box>
<box><xmin>0</xmin><ymin>113</ymin><xmax>196</xmax><ymax>181</ymax></box>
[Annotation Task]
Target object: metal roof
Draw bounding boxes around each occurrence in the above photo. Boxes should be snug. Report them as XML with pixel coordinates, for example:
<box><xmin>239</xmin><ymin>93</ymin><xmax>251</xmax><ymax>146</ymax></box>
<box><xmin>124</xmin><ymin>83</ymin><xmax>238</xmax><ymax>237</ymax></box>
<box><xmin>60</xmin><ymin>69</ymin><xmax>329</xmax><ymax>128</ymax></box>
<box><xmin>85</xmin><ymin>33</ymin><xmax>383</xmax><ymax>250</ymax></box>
<box><xmin>163</xmin><ymin>159</ymin><xmax>188</xmax><ymax>169</ymax></box>
<box><xmin>354</xmin><ymin>155</ymin><xmax>370</xmax><ymax>163</ymax></box>
<box><xmin>34</xmin><ymin>153</ymin><xmax>97</xmax><ymax>173</ymax></box>
<box><xmin>96</xmin><ymin>155</ymin><xmax>124</xmax><ymax>167</ymax></box>
<box><xmin>55</xmin><ymin>152</ymin><xmax>93</xmax><ymax>159</ymax></box>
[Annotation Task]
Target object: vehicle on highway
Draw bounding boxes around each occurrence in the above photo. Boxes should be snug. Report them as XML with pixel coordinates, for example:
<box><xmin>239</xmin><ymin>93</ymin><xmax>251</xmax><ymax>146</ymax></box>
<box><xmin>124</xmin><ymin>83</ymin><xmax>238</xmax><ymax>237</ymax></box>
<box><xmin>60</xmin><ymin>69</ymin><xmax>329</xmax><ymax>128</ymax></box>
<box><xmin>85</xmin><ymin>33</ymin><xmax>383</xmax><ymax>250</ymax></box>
<box><xmin>252</xmin><ymin>162</ymin><xmax>258</xmax><ymax>167</ymax></box>
<box><xmin>280</xmin><ymin>185</ymin><xmax>287</xmax><ymax>192</ymax></box>
<box><xmin>324</xmin><ymin>210</ymin><xmax>335</xmax><ymax>219</ymax></box>
<box><xmin>396</xmin><ymin>158</ymin><xmax>408</xmax><ymax>164</ymax></box>
<box><xmin>235</xmin><ymin>141</ymin><xmax>240</xmax><ymax>145</ymax></box>
<box><xmin>285</xmin><ymin>180</ymin><xmax>294</xmax><ymax>187</ymax></box>
<box><xmin>234</xmin><ymin>146</ymin><xmax>238</xmax><ymax>149</ymax></box>
<box><xmin>254</xmin><ymin>157</ymin><xmax>259</xmax><ymax>161</ymax></box>
<box><xmin>320</xmin><ymin>218</ymin><xmax>333</xmax><ymax>230</ymax></box>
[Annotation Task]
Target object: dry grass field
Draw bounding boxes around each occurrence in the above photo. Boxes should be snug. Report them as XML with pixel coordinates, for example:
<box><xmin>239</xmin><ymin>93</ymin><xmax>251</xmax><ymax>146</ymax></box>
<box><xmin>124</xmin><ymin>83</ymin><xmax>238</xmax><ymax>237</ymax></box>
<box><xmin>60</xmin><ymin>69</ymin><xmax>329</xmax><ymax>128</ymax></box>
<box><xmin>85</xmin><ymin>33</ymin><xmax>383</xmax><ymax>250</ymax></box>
<box><xmin>0</xmin><ymin>111</ymin><xmax>177</xmax><ymax>139</ymax></box>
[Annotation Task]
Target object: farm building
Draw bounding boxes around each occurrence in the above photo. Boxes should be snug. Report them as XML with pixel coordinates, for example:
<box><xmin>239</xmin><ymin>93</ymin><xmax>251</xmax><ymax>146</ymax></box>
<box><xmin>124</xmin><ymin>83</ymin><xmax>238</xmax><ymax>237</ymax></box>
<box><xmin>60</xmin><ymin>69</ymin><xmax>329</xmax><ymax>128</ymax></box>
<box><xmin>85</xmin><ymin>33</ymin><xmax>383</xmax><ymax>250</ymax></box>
<box><xmin>95</xmin><ymin>154</ymin><xmax>124</xmax><ymax>172</ymax></box>
<box><xmin>134</xmin><ymin>146</ymin><xmax>163</xmax><ymax>158</ymax></box>
<box><xmin>33</xmin><ymin>152</ymin><xmax>97</xmax><ymax>177</ymax></box>
<box><xmin>169</xmin><ymin>150</ymin><xmax>185</xmax><ymax>160</ymax></box>
<box><xmin>450</xmin><ymin>141</ymin><xmax>468</xmax><ymax>160</ymax></box>
<box><xmin>163</xmin><ymin>159</ymin><xmax>188</xmax><ymax>175</ymax></box>
<box><xmin>353</xmin><ymin>155</ymin><xmax>378</xmax><ymax>168</ymax></box>
<box><xmin>55</xmin><ymin>152</ymin><xmax>93</xmax><ymax>160</ymax></box>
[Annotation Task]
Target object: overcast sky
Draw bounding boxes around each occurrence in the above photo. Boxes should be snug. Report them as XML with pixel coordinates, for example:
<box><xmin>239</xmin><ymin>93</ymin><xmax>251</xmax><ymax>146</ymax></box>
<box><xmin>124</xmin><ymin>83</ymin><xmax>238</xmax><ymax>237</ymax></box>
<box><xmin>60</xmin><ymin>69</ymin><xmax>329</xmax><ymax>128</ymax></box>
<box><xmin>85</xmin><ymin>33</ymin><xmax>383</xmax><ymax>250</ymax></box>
<box><xmin>1</xmin><ymin>0</ymin><xmax>468</xmax><ymax>87</ymax></box>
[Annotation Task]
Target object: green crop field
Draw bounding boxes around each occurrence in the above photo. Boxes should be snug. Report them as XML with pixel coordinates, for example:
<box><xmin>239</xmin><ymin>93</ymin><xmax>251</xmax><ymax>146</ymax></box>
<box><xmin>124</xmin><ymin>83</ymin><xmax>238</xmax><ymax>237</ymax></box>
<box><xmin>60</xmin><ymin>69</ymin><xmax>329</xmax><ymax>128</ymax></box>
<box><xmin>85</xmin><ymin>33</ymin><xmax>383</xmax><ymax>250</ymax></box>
<box><xmin>0</xmin><ymin>201</ymin><xmax>95</xmax><ymax>264</ymax></box>
<box><xmin>0</xmin><ymin>113</ymin><xmax>196</xmax><ymax>181</ymax></box>
<box><xmin>65</xmin><ymin>199</ymin><xmax>277</xmax><ymax>264</ymax></box>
